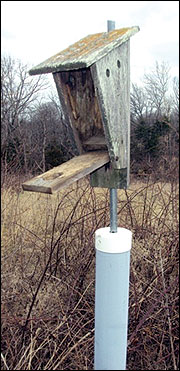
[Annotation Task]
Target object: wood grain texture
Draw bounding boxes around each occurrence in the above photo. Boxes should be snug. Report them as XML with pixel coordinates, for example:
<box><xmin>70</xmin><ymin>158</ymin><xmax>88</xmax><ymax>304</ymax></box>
<box><xmin>53</xmin><ymin>72</ymin><xmax>83</xmax><ymax>155</ymax></box>
<box><xmin>53</xmin><ymin>68</ymin><xmax>104</xmax><ymax>151</ymax></box>
<box><xmin>29</xmin><ymin>27</ymin><xmax>139</xmax><ymax>75</ymax></box>
<box><xmin>90</xmin><ymin>40</ymin><xmax>130</xmax><ymax>172</ymax></box>
<box><xmin>22</xmin><ymin>151</ymin><xmax>109</xmax><ymax>194</ymax></box>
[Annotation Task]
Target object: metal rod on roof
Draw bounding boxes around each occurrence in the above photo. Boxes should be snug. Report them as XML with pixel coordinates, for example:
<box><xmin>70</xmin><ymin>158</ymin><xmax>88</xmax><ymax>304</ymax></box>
<box><xmin>107</xmin><ymin>20</ymin><xmax>118</xmax><ymax>233</ymax></box>
<box><xmin>107</xmin><ymin>20</ymin><xmax>115</xmax><ymax>32</ymax></box>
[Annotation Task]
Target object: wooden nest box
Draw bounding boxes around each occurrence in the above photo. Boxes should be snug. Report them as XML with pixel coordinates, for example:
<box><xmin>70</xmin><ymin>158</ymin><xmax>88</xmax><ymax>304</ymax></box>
<box><xmin>22</xmin><ymin>26</ymin><xmax>139</xmax><ymax>194</ymax></box>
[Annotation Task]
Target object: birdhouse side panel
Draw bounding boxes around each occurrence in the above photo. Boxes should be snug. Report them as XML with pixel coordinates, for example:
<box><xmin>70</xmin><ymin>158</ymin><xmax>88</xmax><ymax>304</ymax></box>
<box><xmin>91</xmin><ymin>40</ymin><xmax>130</xmax><ymax>171</ymax></box>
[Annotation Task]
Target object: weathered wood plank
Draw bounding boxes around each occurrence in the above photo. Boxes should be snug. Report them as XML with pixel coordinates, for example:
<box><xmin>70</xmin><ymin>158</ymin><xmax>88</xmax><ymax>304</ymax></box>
<box><xmin>29</xmin><ymin>27</ymin><xmax>139</xmax><ymax>75</ymax></box>
<box><xmin>22</xmin><ymin>151</ymin><xmax>109</xmax><ymax>194</ymax></box>
<box><xmin>90</xmin><ymin>40</ymin><xmax>130</xmax><ymax>173</ymax></box>
<box><xmin>53</xmin><ymin>68</ymin><xmax>104</xmax><ymax>151</ymax></box>
<box><xmin>53</xmin><ymin>72</ymin><xmax>83</xmax><ymax>156</ymax></box>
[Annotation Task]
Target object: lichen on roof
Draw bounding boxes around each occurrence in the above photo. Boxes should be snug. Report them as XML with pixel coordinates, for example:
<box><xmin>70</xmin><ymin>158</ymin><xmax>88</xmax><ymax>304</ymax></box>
<box><xmin>29</xmin><ymin>26</ymin><xmax>140</xmax><ymax>75</ymax></box>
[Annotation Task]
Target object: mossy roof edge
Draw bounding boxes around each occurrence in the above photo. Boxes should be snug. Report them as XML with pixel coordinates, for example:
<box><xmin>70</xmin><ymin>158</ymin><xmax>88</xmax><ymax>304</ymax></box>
<box><xmin>29</xmin><ymin>26</ymin><xmax>140</xmax><ymax>75</ymax></box>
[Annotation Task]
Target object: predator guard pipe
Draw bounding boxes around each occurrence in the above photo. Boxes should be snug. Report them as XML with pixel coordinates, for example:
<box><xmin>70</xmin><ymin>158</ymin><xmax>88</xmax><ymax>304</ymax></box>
<box><xmin>94</xmin><ymin>227</ymin><xmax>132</xmax><ymax>370</ymax></box>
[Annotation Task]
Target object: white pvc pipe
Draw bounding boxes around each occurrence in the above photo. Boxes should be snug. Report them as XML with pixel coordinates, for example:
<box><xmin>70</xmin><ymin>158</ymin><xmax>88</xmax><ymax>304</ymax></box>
<box><xmin>94</xmin><ymin>227</ymin><xmax>132</xmax><ymax>370</ymax></box>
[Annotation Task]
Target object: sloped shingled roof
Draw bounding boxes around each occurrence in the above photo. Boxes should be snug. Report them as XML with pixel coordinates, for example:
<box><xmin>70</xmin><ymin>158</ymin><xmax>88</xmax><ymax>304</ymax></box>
<box><xmin>29</xmin><ymin>26</ymin><xmax>139</xmax><ymax>75</ymax></box>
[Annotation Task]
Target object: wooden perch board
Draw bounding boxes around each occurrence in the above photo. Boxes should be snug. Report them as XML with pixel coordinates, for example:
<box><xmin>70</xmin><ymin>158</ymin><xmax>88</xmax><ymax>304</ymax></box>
<box><xmin>22</xmin><ymin>151</ymin><xmax>109</xmax><ymax>194</ymax></box>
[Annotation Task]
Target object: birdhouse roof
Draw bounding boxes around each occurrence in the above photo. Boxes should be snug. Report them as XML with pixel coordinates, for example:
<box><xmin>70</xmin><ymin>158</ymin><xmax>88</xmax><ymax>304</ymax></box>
<box><xmin>29</xmin><ymin>26</ymin><xmax>139</xmax><ymax>75</ymax></box>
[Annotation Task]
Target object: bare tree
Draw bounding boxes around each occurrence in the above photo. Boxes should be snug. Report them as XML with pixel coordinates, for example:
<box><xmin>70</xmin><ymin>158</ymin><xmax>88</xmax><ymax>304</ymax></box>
<box><xmin>130</xmin><ymin>61</ymin><xmax>179</xmax><ymax>177</ymax></box>
<box><xmin>130</xmin><ymin>61</ymin><xmax>171</xmax><ymax>126</ymax></box>
<box><xmin>171</xmin><ymin>76</ymin><xmax>179</xmax><ymax>120</ymax></box>
<box><xmin>130</xmin><ymin>83</ymin><xmax>150</xmax><ymax>124</ymax></box>
<box><xmin>143</xmin><ymin>61</ymin><xmax>171</xmax><ymax>118</ymax></box>
<box><xmin>1</xmin><ymin>55</ymin><xmax>49</xmax><ymax>175</ymax></box>
<box><xmin>29</xmin><ymin>102</ymin><xmax>61</xmax><ymax>172</ymax></box>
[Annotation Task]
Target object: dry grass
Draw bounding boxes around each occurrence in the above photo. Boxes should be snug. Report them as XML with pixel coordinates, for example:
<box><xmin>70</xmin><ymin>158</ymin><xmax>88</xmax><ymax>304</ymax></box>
<box><xmin>1</xmin><ymin>175</ymin><xmax>179</xmax><ymax>370</ymax></box>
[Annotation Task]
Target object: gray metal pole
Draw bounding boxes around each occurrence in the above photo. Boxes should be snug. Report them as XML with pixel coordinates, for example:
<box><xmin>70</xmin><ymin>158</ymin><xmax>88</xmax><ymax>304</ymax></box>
<box><xmin>107</xmin><ymin>20</ymin><xmax>118</xmax><ymax>233</ymax></box>
<box><xmin>110</xmin><ymin>188</ymin><xmax>118</xmax><ymax>232</ymax></box>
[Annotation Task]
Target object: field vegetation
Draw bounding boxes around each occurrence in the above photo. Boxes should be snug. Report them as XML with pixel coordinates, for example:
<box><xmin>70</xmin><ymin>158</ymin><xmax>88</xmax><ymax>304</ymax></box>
<box><xmin>1</xmin><ymin>172</ymin><xmax>179</xmax><ymax>370</ymax></box>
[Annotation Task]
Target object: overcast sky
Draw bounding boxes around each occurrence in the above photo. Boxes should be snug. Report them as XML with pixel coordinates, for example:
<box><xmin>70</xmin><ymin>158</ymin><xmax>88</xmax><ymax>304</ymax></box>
<box><xmin>1</xmin><ymin>1</ymin><xmax>179</xmax><ymax>85</ymax></box>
